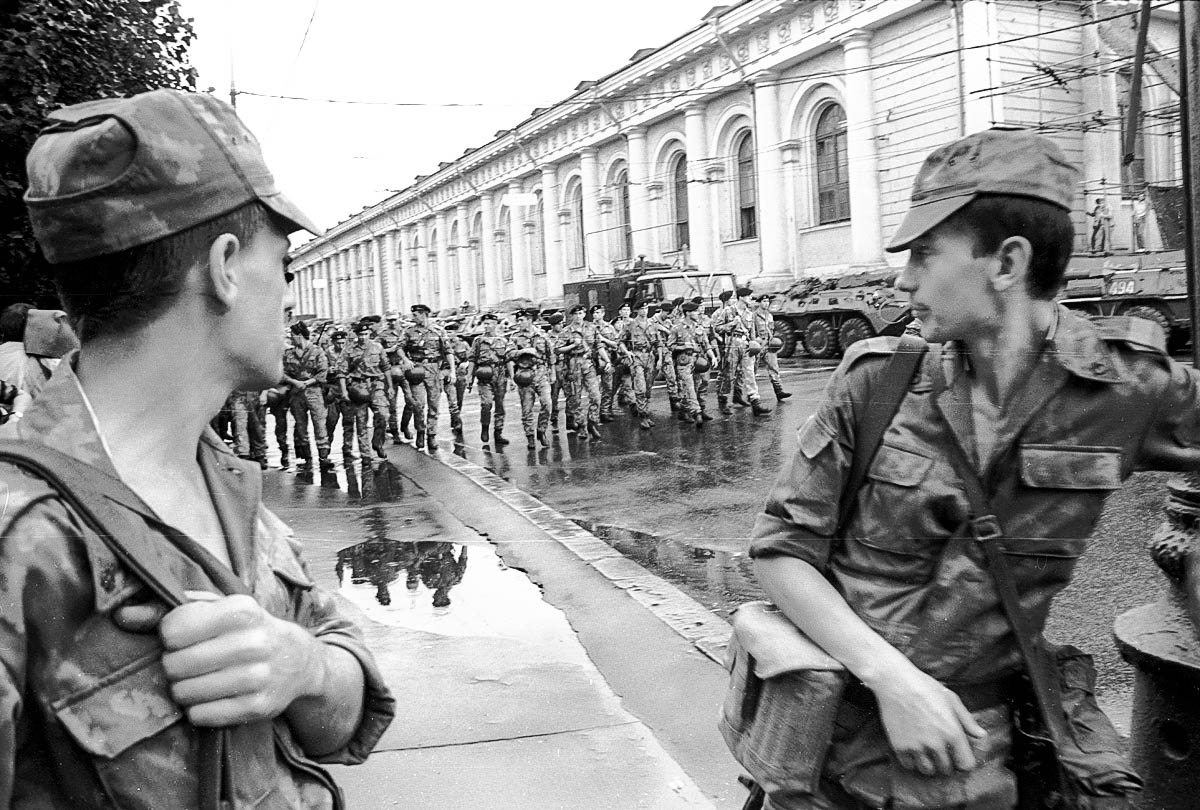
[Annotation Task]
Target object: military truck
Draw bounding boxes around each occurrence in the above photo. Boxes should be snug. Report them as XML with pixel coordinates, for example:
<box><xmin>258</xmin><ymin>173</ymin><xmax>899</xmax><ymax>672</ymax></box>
<box><xmin>1056</xmin><ymin>249</ymin><xmax>1190</xmax><ymax>352</ymax></box>
<box><xmin>562</xmin><ymin>260</ymin><xmax>737</xmax><ymax>315</ymax></box>
<box><xmin>768</xmin><ymin>268</ymin><xmax>912</xmax><ymax>359</ymax></box>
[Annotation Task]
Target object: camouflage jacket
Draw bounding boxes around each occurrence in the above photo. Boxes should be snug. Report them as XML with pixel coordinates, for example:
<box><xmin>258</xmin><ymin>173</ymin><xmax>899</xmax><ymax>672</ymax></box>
<box><xmin>509</xmin><ymin>326</ymin><xmax>554</xmax><ymax>368</ymax></box>
<box><xmin>403</xmin><ymin>324</ymin><xmax>451</xmax><ymax>366</ymax></box>
<box><xmin>471</xmin><ymin>333</ymin><xmax>511</xmax><ymax>367</ymax></box>
<box><xmin>666</xmin><ymin>320</ymin><xmax>712</xmax><ymax>354</ymax></box>
<box><xmin>620</xmin><ymin>318</ymin><xmax>657</xmax><ymax>352</ymax></box>
<box><xmin>0</xmin><ymin>360</ymin><xmax>395</xmax><ymax>808</ymax></box>
<box><xmin>325</xmin><ymin>346</ymin><xmax>350</xmax><ymax>386</ymax></box>
<box><xmin>347</xmin><ymin>337</ymin><xmax>389</xmax><ymax>383</ymax></box>
<box><xmin>751</xmin><ymin>307</ymin><xmax>1200</xmax><ymax>683</ymax></box>
<box><xmin>283</xmin><ymin>342</ymin><xmax>329</xmax><ymax>384</ymax></box>
<box><xmin>711</xmin><ymin>303</ymin><xmax>755</xmax><ymax>339</ymax></box>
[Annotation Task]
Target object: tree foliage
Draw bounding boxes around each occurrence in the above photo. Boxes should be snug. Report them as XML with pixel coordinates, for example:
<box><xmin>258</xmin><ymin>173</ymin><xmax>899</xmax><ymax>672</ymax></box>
<box><xmin>0</xmin><ymin>0</ymin><xmax>196</xmax><ymax>309</ymax></box>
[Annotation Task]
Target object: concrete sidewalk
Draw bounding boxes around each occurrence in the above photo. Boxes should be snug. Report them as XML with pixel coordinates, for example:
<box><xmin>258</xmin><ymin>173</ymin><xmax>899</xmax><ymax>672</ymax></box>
<box><xmin>262</xmin><ymin>448</ymin><xmax>744</xmax><ymax>809</ymax></box>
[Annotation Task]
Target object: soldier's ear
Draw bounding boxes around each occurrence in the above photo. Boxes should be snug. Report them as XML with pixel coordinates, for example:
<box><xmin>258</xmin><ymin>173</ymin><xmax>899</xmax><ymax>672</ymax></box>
<box><xmin>206</xmin><ymin>233</ymin><xmax>242</xmax><ymax>309</ymax></box>
<box><xmin>992</xmin><ymin>235</ymin><xmax>1031</xmax><ymax>295</ymax></box>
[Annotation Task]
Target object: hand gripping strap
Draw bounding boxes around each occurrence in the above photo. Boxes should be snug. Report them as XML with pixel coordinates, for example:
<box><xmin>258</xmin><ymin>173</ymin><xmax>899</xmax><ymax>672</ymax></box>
<box><xmin>0</xmin><ymin>440</ymin><xmax>243</xmax><ymax>810</ymax></box>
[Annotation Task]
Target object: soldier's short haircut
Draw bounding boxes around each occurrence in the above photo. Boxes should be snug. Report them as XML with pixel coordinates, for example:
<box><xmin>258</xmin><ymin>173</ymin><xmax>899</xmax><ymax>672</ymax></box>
<box><xmin>0</xmin><ymin>303</ymin><xmax>34</xmax><ymax>343</ymax></box>
<box><xmin>943</xmin><ymin>194</ymin><xmax>1074</xmax><ymax>300</ymax></box>
<box><xmin>52</xmin><ymin>201</ymin><xmax>276</xmax><ymax>342</ymax></box>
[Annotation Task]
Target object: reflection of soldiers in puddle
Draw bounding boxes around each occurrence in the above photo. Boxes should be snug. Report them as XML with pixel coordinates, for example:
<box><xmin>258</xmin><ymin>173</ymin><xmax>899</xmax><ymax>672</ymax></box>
<box><xmin>336</xmin><ymin>538</ymin><xmax>467</xmax><ymax>608</ymax></box>
<box><xmin>417</xmin><ymin>543</ymin><xmax>468</xmax><ymax>607</ymax></box>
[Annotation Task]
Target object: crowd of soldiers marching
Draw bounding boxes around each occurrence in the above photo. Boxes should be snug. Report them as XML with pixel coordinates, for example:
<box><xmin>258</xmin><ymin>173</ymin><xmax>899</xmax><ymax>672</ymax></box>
<box><xmin>215</xmin><ymin>286</ymin><xmax>792</xmax><ymax>468</ymax></box>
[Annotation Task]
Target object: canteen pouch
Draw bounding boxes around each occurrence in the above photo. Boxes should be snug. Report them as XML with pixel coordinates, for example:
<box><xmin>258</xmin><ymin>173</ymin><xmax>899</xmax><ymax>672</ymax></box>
<box><xmin>1012</xmin><ymin>644</ymin><xmax>1140</xmax><ymax>810</ymax></box>
<box><xmin>719</xmin><ymin>602</ymin><xmax>848</xmax><ymax>800</ymax></box>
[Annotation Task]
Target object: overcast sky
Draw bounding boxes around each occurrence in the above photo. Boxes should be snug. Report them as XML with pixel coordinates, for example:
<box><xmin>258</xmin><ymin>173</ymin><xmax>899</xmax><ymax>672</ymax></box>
<box><xmin>180</xmin><ymin>0</ymin><xmax>720</xmax><ymax>239</ymax></box>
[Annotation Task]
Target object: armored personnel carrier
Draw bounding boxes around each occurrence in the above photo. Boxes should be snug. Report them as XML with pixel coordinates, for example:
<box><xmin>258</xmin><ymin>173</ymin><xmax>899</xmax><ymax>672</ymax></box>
<box><xmin>1057</xmin><ymin>250</ymin><xmax>1189</xmax><ymax>352</ymax></box>
<box><xmin>769</xmin><ymin>269</ymin><xmax>912</xmax><ymax>358</ymax></box>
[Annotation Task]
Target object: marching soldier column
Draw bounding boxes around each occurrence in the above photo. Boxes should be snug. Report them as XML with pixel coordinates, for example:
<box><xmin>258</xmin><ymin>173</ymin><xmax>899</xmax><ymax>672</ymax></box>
<box><xmin>271</xmin><ymin>287</ymin><xmax>793</xmax><ymax>463</ymax></box>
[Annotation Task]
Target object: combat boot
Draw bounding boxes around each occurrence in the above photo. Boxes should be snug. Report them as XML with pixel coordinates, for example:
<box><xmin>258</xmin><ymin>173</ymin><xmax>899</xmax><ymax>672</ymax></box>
<box><xmin>588</xmin><ymin>421</ymin><xmax>603</xmax><ymax>443</ymax></box>
<box><xmin>538</xmin><ymin>428</ymin><xmax>550</xmax><ymax>447</ymax></box>
<box><xmin>733</xmin><ymin>392</ymin><xmax>750</xmax><ymax>407</ymax></box>
<box><xmin>751</xmin><ymin>398</ymin><xmax>772</xmax><ymax>416</ymax></box>
<box><xmin>480</xmin><ymin>406</ymin><xmax>492</xmax><ymax>444</ymax></box>
<box><xmin>427</xmin><ymin>433</ymin><xmax>438</xmax><ymax>453</ymax></box>
<box><xmin>451</xmin><ymin>412</ymin><xmax>463</xmax><ymax>432</ymax></box>
<box><xmin>494</xmin><ymin>430</ymin><xmax>510</xmax><ymax>447</ymax></box>
<box><xmin>639</xmin><ymin>418</ymin><xmax>653</xmax><ymax>430</ymax></box>
<box><xmin>694</xmin><ymin>412</ymin><xmax>704</xmax><ymax>429</ymax></box>
<box><xmin>415</xmin><ymin>431</ymin><xmax>425</xmax><ymax>452</ymax></box>
<box><xmin>279</xmin><ymin>452</ymin><xmax>290</xmax><ymax>469</ymax></box>
<box><xmin>526</xmin><ymin>432</ymin><xmax>537</xmax><ymax>450</ymax></box>
<box><xmin>718</xmin><ymin>396</ymin><xmax>732</xmax><ymax>415</ymax></box>
<box><xmin>774</xmin><ymin>383</ymin><xmax>792</xmax><ymax>401</ymax></box>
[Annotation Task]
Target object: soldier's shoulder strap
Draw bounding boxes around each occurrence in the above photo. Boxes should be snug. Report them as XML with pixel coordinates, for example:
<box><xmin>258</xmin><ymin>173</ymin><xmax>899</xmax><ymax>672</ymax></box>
<box><xmin>842</xmin><ymin>336</ymin><xmax>907</xmax><ymax>372</ymax></box>
<box><xmin>1092</xmin><ymin>315</ymin><xmax>1168</xmax><ymax>356</ymax></box>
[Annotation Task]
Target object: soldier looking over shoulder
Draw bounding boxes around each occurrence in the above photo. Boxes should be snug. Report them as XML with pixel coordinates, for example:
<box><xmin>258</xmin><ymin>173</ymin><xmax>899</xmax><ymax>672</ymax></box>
<box><xmin>749</xmin><ymin>128</ymin><xmax>1199</xmax><ymax>810</ymax></box>
<box><xmin>0</xmin><ymin>88</ymin><xmax>394</xmax><ymax>808</ymax></box>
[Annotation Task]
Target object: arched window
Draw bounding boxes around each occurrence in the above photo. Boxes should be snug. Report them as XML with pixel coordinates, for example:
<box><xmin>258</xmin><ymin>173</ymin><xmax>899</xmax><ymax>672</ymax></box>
<box><xmin>612</xmin><ymin>169</ymin><xmax>633</xmax><ymax>261</ymax></box>
<box><xmin>532</xmin><ymin>191</ymin><xmax>546</xmax><ymax>276</ymax></box>
<box><xmin>735</xmin><ymin>132</ymin><xmax>757</xmax><ymax>239</ymax></box>
<box><xmin>499</xmin><ymin>207</ymin><xmax>514</xmax><ymax>282</ymax></box>
<box><xmin>671</xmin><ymin>153</ymin><xmax>689</xmax><ymax>251</ymax></box>
<box><xmin>567</xmin><ymin>181</ymin><xmax>586</xmax><ymax>268</ymax></box>
<box><xmin>815</xmin><ymin>104</ymin><xmax>850</xmax><ymax>224</ymax></box>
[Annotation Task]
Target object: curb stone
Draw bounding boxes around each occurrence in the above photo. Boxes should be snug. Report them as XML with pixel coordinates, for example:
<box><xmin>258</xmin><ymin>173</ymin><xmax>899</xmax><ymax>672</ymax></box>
<box><xmin>432</xmin><ymin>448</ymin><xmax>733</xmax><ymax>664</ymax></box>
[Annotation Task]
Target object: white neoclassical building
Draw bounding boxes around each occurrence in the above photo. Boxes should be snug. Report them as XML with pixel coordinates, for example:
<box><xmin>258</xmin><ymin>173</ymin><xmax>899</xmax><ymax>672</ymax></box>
<box><xmin>289</xmin><ymin>0</ymin><xmax>1181</xmax><ymax>320</ymax></box>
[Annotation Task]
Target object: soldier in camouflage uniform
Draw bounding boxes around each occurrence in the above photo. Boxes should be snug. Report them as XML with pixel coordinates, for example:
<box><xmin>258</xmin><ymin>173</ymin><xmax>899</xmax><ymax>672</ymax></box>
<box><xmin>509</xmin><ymin>309</ymin><xmax>555</xmax><ymax>449</ymax></box>
<box><xmin>649</xmin><ymin>299</ymin><xmax>680</xmax><ymax>412</ymax></box>
<box><xmin>561</xmin><ymin>304</ymin><xmax>603</xmax><ymax>442</ymax></box>
<box><xmin>667</xmin><ymin>301</ymin><xmax>718</xmax><ymax>427</ymax></box>
<box><xmin>592</xmin><ymin>304</ymin><xmax>622</xmax><ymax>422</ymax></box>
<box><xmin>619</xmin><ymin>299</ymin><xmax>657</xmax><ymax>430</ymax></box>
<box><xmin>282</xmin><ymin>320</ymin><xmax>335</xmax><ymax>471</ymax></box>
<box><xmin>1</xmin><ymin>87</ymin><xmax>393</xmax><ymax>808</ymax></box>
<box><xmin>448</xmin><ymin>326</ymin><xmax>471</xmax><ymax>419</ymax></box>
<box><xmin>712</xmin><ymin>287</ymin><xmax>771</xmax><ymax>416</ymax></box>
<box><xmin>465</xmin><ymin>311</ymin><xmax>512</xmax><ymax>446</ymax></box>
<box><xmin>377</xmin><ymin>312</ymin><xmax>408</xmax><ymax>442</ymax></box>
<box><xmin>753</xmin><ymin>293</ymin><xmax>791</xmax><ymax>402</ymax></box>
<box><xmin>401</xmin><ymin>303</ymin><xmax>456</xmax><ymax>453</ymax></box>
<box><xmin>347</xmin><ymin>320</ymin><xmax>391</xmax><ymax>461</ymax></box>
<box><xmin>230</xmin><ymin>389</ymin><xmax>268</xmax><ymax>467</ymax></box>
<box><xmin>610</xmin><ymin>300</ymin><xmax>634</xmax><ymax>409</ymax></box>
<box><xmin>324</xmin><ymin>329</ymin><xmax>353</xmax><ymax>459</ymax></box>
<box><xmin>545</xmin><ymin>312</ymin><xmax>570</xmax><ymax>432</ymax></box>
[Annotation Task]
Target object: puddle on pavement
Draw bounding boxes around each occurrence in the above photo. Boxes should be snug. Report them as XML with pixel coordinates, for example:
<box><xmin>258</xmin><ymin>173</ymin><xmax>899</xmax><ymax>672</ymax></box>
<box><xmin>578</xmin><ymin>521</ymin><xmax>765</xmax><ymax>618</ymax></box>
<box><xmin>335</xmin><ymin>536</ymin><xmax>593</xmax><ymax>656</ymax></box>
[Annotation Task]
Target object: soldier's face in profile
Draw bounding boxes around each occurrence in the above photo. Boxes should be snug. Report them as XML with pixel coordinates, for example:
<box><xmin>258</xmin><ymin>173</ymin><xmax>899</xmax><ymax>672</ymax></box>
<box><xmin>231</xmin><ymin>219</ymin><xmax>295</xmax><ymax>387</ymax></box>
<box><xmin>895</xmin><ymin>222</ymin><xmax>998</xmax><ymax>344</ymax></box>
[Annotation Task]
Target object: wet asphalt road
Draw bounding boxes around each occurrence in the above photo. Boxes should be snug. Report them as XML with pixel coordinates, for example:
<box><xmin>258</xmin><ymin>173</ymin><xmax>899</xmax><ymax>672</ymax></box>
<box><xmin>267</xmin><ymin>355</ymin><xmax>1174</xmax><ymax>708</ymax></box>
<box><xmin>435</xmin><ymin>358</ymin><xmax>1171</xmax><ymax>708</ymax></box>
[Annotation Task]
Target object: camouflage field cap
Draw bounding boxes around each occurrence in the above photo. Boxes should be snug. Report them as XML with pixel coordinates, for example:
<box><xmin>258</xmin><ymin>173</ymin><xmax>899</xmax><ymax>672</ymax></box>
<box><xmin>25</xmin><ymin>88</ymin><xmax>323</xmax><ymax>264</ymax></box>
<box><xmin>886</xmin><ymin>127</ymin><xmax>1079</xmax><ymax>253</ymax></box>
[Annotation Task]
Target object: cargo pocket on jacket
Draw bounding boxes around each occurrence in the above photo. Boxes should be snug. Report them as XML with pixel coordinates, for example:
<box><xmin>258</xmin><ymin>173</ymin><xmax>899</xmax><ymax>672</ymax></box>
<box><xmin>855</xmin><ymin>443</ymin><xmax>938</xmax><ymax>561</ymax></box>
<box><xmin>53</xmin><ymin>650</ymin><xmax>183</xmax><ymax>759</ymax></box>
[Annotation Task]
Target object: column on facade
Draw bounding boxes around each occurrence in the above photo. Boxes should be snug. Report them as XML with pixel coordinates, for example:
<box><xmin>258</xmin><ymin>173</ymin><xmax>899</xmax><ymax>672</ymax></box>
<box><xmin>540</xmin><ymin>165</ymin><xmax>564</xmax><ymax>297</ymax></box>
<box><xmin>415</xmin><ymin>219</ymin><xmax>431</xmax><ymax>307</ymax></box>
<box><xmin>371</xmin><ymin>234</ymin><xmax>385</xmax><ymax>315</ymax></box>
<box><xmin>507</xmin><ymin>180</ymin><xmax>531</xmax><ymax>298</ymax></box>
<box><xmin>479</xmin><ymin>190</ymin><xmax>501</xmax><ymax>307</ymax></box>
<box><xmin>579</xmin><ymin>147</ymin><xmax>606</xmax><ymax>274</ymax></box>
<box><xmin>351</xmin><ymin>243</ymin><xmax>363</xmax><ymax>319</ymax></box>
<box><xmin>435</xmin><ymin>210</ymin><xmax>453</xmax><ymax>311</ymax></box>
<box><xmin>840</xmin><ymin>32</ymin><xmax>884</xmax><ymax>265</ymax></box>
<box><xmin>683</xmin><ymin>103</ymin><xmax>715</xmax><ymax>273</ymax></box>
<box><xmin>400</xmin><ymin>225</ymin><xmax>416</xmax><ymax>311</ymax></box>
<box><xmin>751</xmin><ymin>71</ymin><xmax>790</xmax><ymax>278</ymax></box>
<box><xmin>625</xmin><ymin>126</ymin><xmax>653</xmax><ymax>260</ymax></box>
<box><xmin>961</xmin><ymin>0</ymin><xmax>1000</xmax><ymax>132</ymax></box>
<box><xmin>455</xmin><ymin>204</ymin><xmax>473</xmax><ymax>307</ymax></box>
<box><xmin>382</xmin><ymin>230</ymin><xmax>397</xmax><ymax>313</ymax></box>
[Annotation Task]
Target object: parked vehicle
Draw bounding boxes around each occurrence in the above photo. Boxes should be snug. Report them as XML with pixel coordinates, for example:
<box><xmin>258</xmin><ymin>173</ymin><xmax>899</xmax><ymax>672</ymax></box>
<box><xmin>1056</xmin><ymin>249</ymin><xmax>1190</xmax><ymax>351</ymax></box>
<box><xmin>769</xmin><ymin>269</ymin><xmax>912</xmax><ymax>358</ymax></box>
<box><xmin>562</xmin><ymin>259</ymin><xmax>737</xmax><ymax>315</ymax></box>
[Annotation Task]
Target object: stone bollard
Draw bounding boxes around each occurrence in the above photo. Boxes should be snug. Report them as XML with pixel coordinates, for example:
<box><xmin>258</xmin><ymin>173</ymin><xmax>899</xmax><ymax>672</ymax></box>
<box><xmin>1114</xmin><ymin>473</ymin><xmax>1200</xmax><ymax>810</ymax></box>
